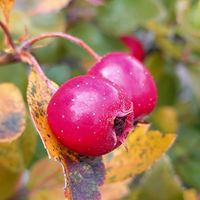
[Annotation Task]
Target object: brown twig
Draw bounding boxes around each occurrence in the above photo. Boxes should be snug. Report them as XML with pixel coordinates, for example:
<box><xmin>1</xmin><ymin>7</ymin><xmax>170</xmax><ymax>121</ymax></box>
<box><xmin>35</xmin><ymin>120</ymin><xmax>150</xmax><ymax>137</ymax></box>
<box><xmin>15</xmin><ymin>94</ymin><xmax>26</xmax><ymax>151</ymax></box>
<box><xmin>0</xmin><ymin>21</ymin><xmax>15</xmax><ymax>50</ymax></box>
<box><xmin>20</xmin><ymin>32</ymin><xmax>101</xmax><ymax>61</ymax></box>
<box><xmin>0</xmin><ymin>52</ymin><xmax>19</xmax><ymax>65</ymax></box>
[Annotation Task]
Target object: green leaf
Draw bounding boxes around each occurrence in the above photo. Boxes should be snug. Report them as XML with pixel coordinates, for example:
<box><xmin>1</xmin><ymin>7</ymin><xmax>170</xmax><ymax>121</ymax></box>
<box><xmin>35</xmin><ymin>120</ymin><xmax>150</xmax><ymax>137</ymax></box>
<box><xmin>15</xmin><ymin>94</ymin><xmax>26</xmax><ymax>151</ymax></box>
<box><xmin>145</xmin><ymin>52</ymin><xmax>165</xmax><ymax>80</ymax></box>
<box><xmin>187</xmin><ymin>66</ymin><xmax>200</xmax><ymax>105</ymax></box>
<box><xmin>0</xmin><ymin>166</ymin><xmax>20</xmax><ymax>200</ymax></box>
<box><xmin>19</xmin><ymin>116</ymin><xmax>37</xmax><ymax>167</ymax></box>
<box><xmin>97</xmin><ymin>0</ymin><xmax>164</xmax><ymax>36</ymax></box>
<box><xmin>8</xmin><ymin>10</ymin><xmax>65</xmax><ymax>36</ymax></box>
<box><xmin>170</xmin><ymin>126</ymin><xmax>200</xmax><ymax>190</ymax></box>
<box><xmin>160</xmin><ymin>0</ymin><xmax>176</xmax><ymax>22</ymax></box>
<box><xmin>177</xmin><ymin>1</ymin><xmax>200</xmax><ymax>40</ymax></box>
<box><xmin>44</xmin><ymin>64</ymin><xmax>71</xmax><ymax>85</ymax></box>
<box><xmin>124</xmin><ymin>157</ymin><xmax>184</xmax><ymax>200</ymax></box>
<box><xmin>145</xmin><ymin>53</ymin><xmax>179</xmax><ymax>106</ymax></box>
<box><xmin>0</xmin><ymin>63</ymin><xmax>27</xmax><ymax>95</ymax></box>
<box><xmin>156</xmin><ymin>37</ymin><xmax>182</xmax><ymax>60</ymax></box>
<box><xmin>66</xmin><ymin>22</ymin><xmax>124</xmax><ymax>59</ymax></box>
<box><xmin>0</xmin><ymin>141</ymin><xmax>24</xmax><ymax>172</ymax></box>
<box><xmin>157</xmin><ymin>72</ymin><xmax>179</xmax><ymax>106</ymax></box>
<box><xmin>33</xmin><ymin>40</ymin><xmax>67</xmax><ymax>64</ymax></box>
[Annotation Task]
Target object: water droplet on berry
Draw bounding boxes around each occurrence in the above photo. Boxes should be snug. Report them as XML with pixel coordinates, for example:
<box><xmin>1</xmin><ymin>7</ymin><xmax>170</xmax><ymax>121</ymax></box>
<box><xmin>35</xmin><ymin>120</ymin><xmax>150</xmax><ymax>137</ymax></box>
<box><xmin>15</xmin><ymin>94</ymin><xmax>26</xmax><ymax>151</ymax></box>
<box><xmin>62</xmin><ymin>115</ymin><xmax>65</xmax><ymax>118</ymax></box>
<box><xmin>77</xmin><ymin>84</ymin><xmax>80</xmax><ymax>88</ymax></box>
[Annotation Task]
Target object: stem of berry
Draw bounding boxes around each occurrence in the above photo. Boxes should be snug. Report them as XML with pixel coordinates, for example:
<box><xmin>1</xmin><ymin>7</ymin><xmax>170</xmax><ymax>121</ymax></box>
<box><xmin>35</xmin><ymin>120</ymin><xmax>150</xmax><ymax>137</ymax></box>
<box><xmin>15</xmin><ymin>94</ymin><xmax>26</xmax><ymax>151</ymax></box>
<box><xmin>19</xmin><ymin>51</ymin><xmax>47</xmax><ymax>80</ymax></box>
<box><xmin>20</xmin><ymin>32</ymin><xmax>101</xmax><ymax>61</ymax></box>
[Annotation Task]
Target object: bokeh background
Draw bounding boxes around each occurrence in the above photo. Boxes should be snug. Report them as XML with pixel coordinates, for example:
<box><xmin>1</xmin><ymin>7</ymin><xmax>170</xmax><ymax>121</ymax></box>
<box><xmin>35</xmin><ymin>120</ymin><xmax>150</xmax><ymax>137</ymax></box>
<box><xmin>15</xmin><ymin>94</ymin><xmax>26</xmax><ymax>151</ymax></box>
<box><xmin>0</xmin><ymin>0</ymin><xmax>200</xmax><ymax>199</ymax></box>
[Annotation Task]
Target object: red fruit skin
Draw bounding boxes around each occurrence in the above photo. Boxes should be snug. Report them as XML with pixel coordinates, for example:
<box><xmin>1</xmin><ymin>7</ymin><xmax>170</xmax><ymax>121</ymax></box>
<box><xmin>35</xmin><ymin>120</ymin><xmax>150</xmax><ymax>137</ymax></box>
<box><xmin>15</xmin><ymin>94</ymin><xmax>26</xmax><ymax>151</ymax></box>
<box><xmin>120</xmin><ymin>35</ymin><xmax>145</xmax><ymax>61</ymax></box>
<box><xmin>88</xmin><ymin>52</ymin><xmax>157</xmax><ymax>119</ymax></box>
<box><xmin>47</xmin><ymin>75</ymin><xmax>134</xmax><ymax>156</ymax></box>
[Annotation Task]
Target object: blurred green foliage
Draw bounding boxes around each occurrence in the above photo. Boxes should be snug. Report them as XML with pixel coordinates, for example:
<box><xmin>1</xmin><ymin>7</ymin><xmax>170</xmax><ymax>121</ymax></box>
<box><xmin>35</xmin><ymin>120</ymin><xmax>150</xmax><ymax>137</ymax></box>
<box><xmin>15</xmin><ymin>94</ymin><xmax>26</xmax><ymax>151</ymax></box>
<box><xmin>1</xmin><ymin>0</ymin><xmax>200</xmax><ymax>199</ymax></box>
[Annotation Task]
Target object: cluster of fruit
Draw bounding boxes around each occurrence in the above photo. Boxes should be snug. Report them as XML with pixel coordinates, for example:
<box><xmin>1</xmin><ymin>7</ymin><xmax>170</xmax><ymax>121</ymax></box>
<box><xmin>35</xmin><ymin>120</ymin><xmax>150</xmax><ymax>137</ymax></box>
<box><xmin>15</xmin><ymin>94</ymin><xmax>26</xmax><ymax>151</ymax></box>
<box><xmin>47</xmin><ymin>36</ymin><xmax>157</xmax><ymax>156</ymax></box>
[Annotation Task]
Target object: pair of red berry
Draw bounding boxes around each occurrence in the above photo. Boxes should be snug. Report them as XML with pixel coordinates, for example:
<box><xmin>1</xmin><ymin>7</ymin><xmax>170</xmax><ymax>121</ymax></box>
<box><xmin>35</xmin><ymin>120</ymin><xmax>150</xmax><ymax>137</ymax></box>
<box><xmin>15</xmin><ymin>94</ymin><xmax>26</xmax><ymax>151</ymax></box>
<box><xmin>47</xmin><ymin>40</ymin><xmax>157</xmax><ymax>157</ymax></box>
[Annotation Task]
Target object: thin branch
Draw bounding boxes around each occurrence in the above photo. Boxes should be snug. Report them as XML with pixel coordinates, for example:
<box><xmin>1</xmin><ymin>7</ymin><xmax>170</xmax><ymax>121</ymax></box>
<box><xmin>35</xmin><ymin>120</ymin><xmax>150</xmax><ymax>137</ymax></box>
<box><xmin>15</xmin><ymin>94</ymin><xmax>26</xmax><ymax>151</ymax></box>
<box><xmin>0</xmin><ymin>52</ymin><xmax>19</xmax><ymax>65</ymax></box>
<box><xmin>0</xmin><ymin>21</ymin><xmax>15</xmax><ymax>50</ymax></box>
<box><xmin>20</xmin><ymin>32</ymin><xmax>101</xmax><ymax>61</ymax></box>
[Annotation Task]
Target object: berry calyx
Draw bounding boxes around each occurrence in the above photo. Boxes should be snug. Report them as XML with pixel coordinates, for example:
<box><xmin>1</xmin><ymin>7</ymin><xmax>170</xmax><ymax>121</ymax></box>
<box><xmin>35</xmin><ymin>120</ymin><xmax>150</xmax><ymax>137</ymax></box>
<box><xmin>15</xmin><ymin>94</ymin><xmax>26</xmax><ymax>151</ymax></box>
<box><xmin>120</xmin><ymin>35</ymin><xmax>145</xmax><ymax>61</ymax></box>
<box><xmin>47</xmin><ymin>75</ymin><xmax>134</xmax><ymax>156</ymax></box>
<box><xmin>88</xmin><ymin>52</ymin><xmax>157</xmax><ymax>119</ymax></box>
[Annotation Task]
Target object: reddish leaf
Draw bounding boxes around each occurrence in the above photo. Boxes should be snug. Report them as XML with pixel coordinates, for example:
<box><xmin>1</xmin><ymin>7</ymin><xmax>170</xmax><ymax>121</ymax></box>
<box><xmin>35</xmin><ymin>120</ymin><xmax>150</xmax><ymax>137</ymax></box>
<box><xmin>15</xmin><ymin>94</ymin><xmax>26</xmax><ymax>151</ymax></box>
<box><xmin>27</xmin><ymin>69</ymin><xmax>105</xmax><ymax>199</ymax></box>
<box><xmin>0</xmin><ymin>83</ymin><xmax>26</xmax><ymax>142</ymax></box>
<box><xmin>28</xmin><ymin>158</ymin><xmax>65</xmax><ymax>200</ymax></box>
<box><xmin>28</xmin><ymin>0</ymin><xmax>72</xmax><ymax>15</ymax></box>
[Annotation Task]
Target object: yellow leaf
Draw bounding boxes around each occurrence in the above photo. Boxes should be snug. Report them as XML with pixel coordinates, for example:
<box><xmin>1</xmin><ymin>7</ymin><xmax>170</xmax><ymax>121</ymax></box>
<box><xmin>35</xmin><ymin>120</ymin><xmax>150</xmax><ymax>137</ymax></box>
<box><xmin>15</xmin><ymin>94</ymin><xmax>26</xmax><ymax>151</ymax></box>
<box><xmin>100</xmin><ymin>179</ymin><xmax>131</xmax><ymax>200</ymax></box>
<box><xmin>104</xmin><ymin>123</ymin><xmax>176</xmax><ymax>183</ymax></box>
<box><xmin>183</xmin><ymin>189</ymin><xmax>198</xmax><ymax>200</ymax></box>
<box><xmin>27</xmin><ymin>69</ymin><xmax>81</xmax><ymax>199</ymax></box>
<box><xmin>152</xmin><ymin>106</ymin><xmax>179</xmax><ymax>133</ymax></box>
<box><xmin>0</xmin><ymin>165</ymin><xmax>20</xmax><ymax>200</ymax></box>
<box><xmin>0</xmin><ymin>141</ymin><xmax>24</xmax><ymax>172</ymax></box>
<box><xmin>0</xmin><ymin>83</ymin><xmax>26</xmax><ymax>142</ymax></box>
<box><xmin>0</xmin><ymin>0</ymin><xmax>15</xmax><ymax>22</ymax></box>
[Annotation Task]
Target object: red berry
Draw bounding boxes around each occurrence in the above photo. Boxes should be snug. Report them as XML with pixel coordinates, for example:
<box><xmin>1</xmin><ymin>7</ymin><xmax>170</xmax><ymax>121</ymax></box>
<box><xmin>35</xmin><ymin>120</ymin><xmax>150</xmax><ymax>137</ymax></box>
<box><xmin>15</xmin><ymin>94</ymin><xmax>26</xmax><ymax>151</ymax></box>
<box><xmin>120</xmin><ymin>35</ymin><xmax>145</xmax><ymax>61</ymax></box>
<box><xmin>88</xmin><ymin>52</ymin><xmax>157</xmax><ymax>119</ymax></box>
<box><xmin>47</xmin><ymin>75</ymin><xmax>134</xmax><ymax>156</ymax></box>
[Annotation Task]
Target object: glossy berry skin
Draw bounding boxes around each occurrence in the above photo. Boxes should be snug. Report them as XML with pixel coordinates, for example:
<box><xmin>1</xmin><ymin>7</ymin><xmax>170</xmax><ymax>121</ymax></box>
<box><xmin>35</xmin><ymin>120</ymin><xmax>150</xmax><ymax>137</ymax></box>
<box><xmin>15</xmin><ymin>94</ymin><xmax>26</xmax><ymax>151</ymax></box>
<box><xmin>88</xmin><ymin>52</ymin><xmax>157</xmax><ymax>119</ymax></box>
<box><xmin>120</xmin><ymin>35</ymin><xmax>145</xmax><ymax>61</ymax></box>
<box><xmin>47</xmin><ymin>75</ymin><xmax>134</xmax><ymax>156</ymax></box>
